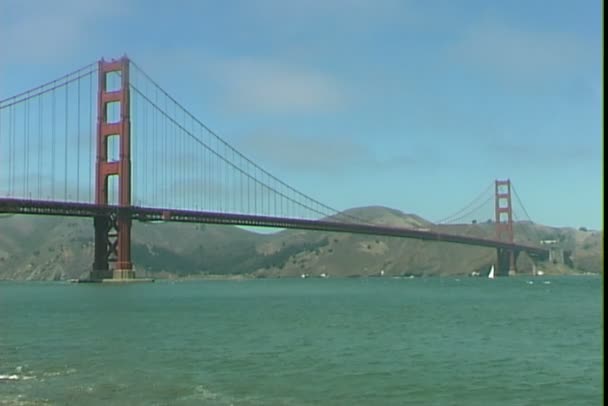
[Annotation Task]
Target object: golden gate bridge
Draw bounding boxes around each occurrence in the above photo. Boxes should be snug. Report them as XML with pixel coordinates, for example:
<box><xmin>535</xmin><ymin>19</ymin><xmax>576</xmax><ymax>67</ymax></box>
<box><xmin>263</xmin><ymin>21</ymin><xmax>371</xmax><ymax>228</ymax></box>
<box><xmin>0</xmin><ymin>56</ymin><xmax>548</xmax><ymax>281</ymax></box>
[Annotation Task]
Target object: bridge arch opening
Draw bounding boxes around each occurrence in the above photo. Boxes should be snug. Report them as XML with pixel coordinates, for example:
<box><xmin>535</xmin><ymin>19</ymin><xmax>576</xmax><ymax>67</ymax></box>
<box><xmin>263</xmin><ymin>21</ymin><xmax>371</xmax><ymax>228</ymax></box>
<box><xmin>105</xmin><ymin>101</ymin><xmax>121</xmax><ymax>124</ymax></box>
<box><xmin>104</xmin><ymin>71</ymin><xmax>122</xmax><ymax>93</ymax></box>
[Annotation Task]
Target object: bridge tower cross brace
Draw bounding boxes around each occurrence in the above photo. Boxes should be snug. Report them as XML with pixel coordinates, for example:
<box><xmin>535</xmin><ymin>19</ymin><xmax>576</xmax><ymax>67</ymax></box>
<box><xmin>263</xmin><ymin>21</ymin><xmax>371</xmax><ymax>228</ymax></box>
<box><xmin>91</xmin><ymin>57</ymin><xmax>134</xmax><ymax>280</ymax></box>
<box><xmin>494</xmin><ymin>179</ymin><xmax>516</xmax><ymax>276</ymax></box>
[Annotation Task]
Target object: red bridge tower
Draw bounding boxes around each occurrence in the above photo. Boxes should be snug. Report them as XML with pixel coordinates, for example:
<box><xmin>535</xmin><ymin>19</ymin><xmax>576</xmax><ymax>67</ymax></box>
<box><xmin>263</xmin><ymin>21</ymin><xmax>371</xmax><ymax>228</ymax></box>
<box><xmin>91</xmin><ymin>57</ymin><xmax>134</xmax><ymax>280</ymax></box>
<box><xmin>494</xmin><ymin>179</ymin><xmax>516</xmax><ymax>276</ymax></box>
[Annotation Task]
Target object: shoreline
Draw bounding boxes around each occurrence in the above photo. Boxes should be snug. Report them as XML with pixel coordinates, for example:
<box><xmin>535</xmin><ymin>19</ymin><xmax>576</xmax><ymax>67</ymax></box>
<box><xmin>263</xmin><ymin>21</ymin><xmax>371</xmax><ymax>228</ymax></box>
<box><xmin>0</xmin><ymin>272</ymin><xmax>601</xmax><ymax>283</ymax></box>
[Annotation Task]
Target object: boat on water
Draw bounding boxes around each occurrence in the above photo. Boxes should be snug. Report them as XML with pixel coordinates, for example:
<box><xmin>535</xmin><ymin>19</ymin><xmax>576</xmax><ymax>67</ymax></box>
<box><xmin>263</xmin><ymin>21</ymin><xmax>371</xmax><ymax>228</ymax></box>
<box><xmin>488</xmin><ymin>265</ymin><xmax>495</xmax><ymax>279</ymax></box>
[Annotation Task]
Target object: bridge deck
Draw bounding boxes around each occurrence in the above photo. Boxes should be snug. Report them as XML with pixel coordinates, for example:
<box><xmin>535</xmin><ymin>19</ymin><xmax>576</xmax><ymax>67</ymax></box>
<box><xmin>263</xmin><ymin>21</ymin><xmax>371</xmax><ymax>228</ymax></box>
<box><xmin>0</xmin><ymin>198</ymin><xmax>548</xmax><ymax>257</ymax></box>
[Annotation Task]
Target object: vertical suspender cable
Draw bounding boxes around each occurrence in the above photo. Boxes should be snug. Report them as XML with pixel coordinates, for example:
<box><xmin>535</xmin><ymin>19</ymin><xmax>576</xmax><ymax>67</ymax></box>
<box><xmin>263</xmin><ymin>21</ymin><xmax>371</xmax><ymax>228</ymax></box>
<box><xmin>51</xmin><ymin>88</ymin><xmax>56</xmax><ymax>199</ymax></box>
<box><xmin>145</xmin><ymin>75</ymin><xmax>150</xmax><ymax>206</ymax></box>
<box><xmin>89</xmin><ymin>71</ymin><xmax>93</xmax><ymax>202</ymax></box>
<box><xmin>76</xmin><ymin>77</ymin><xmax>81</xmax><ymax>201</ymax></box>
<box><xmin>64</xmin><ymin>83</ymin><xmax>69</xmax><ymax>200</ymax></box>
<box><xmin>0</xmin><ymin>105</ymin><xmax>2</xmax><ymax>196</ymax></box>
<box><xmin>37</xmin><ymin>95</ymin><xmax>42</xmax><ymax>198</ymax></box>
<box><xmin>23</xmin><ymin>98</ymin><xmax>28</xmax><ymax>197</ymax></box>
<box><xmin>7</xmin><ymin>106</ymin><xmax>12</xmax><ymax>196</ymax></box>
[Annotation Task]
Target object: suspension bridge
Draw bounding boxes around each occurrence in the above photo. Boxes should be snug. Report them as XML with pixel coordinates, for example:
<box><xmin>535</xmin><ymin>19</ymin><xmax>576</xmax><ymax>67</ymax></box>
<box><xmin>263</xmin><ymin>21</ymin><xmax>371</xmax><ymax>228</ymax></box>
<box><xmin>0</xmin><ymin>56</ymin><xmax>548</xmax><ymax>281</ymax></box>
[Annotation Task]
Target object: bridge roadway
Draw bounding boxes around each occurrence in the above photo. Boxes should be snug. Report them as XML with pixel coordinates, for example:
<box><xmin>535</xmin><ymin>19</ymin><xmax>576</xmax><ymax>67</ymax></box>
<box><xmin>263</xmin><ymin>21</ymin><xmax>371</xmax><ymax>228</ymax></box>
<box><xmin>0</xmin><ymin>198</ymin><xmax>549</xmax><ymax>258</ymax></box>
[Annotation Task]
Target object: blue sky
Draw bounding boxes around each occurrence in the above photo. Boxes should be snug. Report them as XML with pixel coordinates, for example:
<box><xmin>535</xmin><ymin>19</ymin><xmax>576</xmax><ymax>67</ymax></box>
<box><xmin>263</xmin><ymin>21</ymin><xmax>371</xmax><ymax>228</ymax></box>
<box><xmin>0</xmin><ymin>0</ymin><xmax>603</xmax><ymax>229</ymax></box>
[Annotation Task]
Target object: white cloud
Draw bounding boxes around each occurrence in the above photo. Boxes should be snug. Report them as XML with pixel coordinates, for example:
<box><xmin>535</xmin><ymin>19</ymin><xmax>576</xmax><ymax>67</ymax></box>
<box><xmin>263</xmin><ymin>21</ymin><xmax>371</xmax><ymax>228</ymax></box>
<box><xmin>449</xmin><ymin>18</ymin><xmax>596</xmax><ymax>81</ymax></box>
<box><xmin>137</xmin><ymin>51</ymin><xmax>349</xmax><ymax>115</ymax></box>
<box><xmin>0</xmin><ymin>0</ymin><xmax>129</xmax><ymax>65</ymax></box>
<box><xmin>244</xmin><ymin>0</ymin><xmax>411</xmax><ymax>30</ymax></box>
<box><xmin>485</xmin><ymin>140</ymin><xmax>598</xmax><ymax>167</ymax></box>
<box><xmin>213</xmin><ymin>57</ymin><xmax>346</xmax><ymax>114</ymax></box>
<box><xmin>238</xmin><ymin>132</ymin><xmax>417</xmax><ymax>173</ymax></box>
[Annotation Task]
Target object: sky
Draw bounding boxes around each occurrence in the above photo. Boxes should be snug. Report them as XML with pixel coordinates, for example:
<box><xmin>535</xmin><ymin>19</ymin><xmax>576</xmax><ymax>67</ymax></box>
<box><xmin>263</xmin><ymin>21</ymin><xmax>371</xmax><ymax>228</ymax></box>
<box><xmin>0</xmin><ymin>0</ymin><xmax>603</xmax><ymax>230</ymax></box>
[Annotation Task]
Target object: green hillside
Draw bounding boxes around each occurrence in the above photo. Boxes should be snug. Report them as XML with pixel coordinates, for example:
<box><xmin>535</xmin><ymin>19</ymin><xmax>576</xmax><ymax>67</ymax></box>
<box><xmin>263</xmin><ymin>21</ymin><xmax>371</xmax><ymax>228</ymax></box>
<box><xmin>0</xmin><ymin>207</ymin><xmax>602</xmax><ymax>280</ymax></box>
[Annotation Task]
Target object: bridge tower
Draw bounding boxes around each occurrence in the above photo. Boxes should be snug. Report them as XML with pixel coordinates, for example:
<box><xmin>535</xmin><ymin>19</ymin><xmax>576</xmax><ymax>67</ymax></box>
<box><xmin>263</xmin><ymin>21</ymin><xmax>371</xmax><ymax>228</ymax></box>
<box><xmin>91</xmin><ymin>57</ymin><xmax>134</xmax><ymax>280</ymax></box>
<box><xmin>494</xmin><ymin>179</ymin><xmax>516</xmax><ymax>276</ymax></box>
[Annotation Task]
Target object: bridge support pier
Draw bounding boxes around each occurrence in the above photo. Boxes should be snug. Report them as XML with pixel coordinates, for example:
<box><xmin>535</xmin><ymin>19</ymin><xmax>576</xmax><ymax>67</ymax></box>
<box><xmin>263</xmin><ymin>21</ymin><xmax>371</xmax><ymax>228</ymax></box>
<box><xmin>90</xmin><ymin>211</ymin><xmax>135</xmax><ymax>280</ymax></box>
<box><xmin>91</xmin><ymin>215</ymin><xmax>112</xmax><ymax>280</ymax></box>
<box><xmin>113</xmin><ymin>210</ymin><xmax>133</xmax><ymax>279</ymax></box>
<box><xmin>496</xmin><ymin>248</ymin><xmax>518</xmax><ymax>277</ymax></box>
<box><xmin>113</xmin><ymin>269</ymin><xmax>136</xmax><ymax>279</ymax></box>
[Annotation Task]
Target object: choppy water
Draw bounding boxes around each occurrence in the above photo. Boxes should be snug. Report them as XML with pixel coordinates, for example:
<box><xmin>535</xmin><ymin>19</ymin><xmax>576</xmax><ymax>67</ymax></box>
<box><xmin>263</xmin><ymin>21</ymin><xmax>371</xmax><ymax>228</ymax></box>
<box><xmin>0</xmin><ymin>276</ymin><xmax>603</xmax><ymax>405</ymax></box>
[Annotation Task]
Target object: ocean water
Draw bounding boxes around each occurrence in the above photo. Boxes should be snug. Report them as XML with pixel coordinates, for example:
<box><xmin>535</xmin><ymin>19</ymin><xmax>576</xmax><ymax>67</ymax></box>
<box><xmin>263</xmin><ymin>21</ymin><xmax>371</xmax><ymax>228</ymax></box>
<box><xmin>0</xmin><ymin>276</ymin><xmax>603</xmax><ymax>405</ymax></box>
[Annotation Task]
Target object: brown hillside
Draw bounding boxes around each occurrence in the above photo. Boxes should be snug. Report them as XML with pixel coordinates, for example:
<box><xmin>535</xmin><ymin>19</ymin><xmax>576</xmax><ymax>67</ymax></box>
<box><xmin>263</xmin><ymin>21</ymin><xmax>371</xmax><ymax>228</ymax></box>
<box><xmin>0</xmin><ymin>207</ymin><xmax>602</xmax><ymax>280</ymax></box>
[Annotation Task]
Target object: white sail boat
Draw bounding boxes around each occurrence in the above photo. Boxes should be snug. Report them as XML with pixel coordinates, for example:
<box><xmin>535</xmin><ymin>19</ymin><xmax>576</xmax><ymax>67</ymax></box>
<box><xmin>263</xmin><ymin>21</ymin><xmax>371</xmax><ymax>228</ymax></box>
<box><xmin>488</xmin><ymin>265</ymin><xmax>495</xmax><ymax>279</ymax></box>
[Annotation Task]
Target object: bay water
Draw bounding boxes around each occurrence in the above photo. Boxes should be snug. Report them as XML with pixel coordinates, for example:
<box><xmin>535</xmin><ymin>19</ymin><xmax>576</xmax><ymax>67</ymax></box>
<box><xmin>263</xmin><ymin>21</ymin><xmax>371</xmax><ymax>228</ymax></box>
<box><xmin>0</xmin><ymin>276</ymin><xmax>602</xmax><ymax>405</ymax></box>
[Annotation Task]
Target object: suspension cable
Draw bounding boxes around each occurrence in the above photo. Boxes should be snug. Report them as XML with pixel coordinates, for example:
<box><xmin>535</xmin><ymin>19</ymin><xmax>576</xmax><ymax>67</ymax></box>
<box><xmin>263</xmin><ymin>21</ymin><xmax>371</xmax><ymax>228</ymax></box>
<box><xmin>129</xmin><ymin>60</ymin><xmax>368</xmax><ymax>224</ymax></box>
<box><xmin>436</xmin><ymin>182</ymin><xmax>494</xmax><ymax>224</ymax></box>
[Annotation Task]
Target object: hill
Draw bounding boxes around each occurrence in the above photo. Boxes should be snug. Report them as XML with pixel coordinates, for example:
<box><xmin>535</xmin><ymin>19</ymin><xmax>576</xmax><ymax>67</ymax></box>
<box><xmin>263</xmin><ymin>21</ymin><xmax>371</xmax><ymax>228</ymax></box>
<box><xmin>0</xmin><ymin>207</ymin><xmax>602</xmax><ymax>280</ymax></box>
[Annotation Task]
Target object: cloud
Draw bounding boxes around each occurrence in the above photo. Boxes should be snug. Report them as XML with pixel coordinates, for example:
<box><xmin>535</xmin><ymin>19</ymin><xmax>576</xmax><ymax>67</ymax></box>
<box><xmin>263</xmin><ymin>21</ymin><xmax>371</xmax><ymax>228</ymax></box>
<box><xmin>238</xmin><ymin>132</ymin><xmax>417</xmax><ymax>173</ymax></box>
<box><xmin>485</xmin><ymin>140</ymin><xmax>598</xmax><ymax>167</ymax></box>
<box><xmin>135</xmin><ymin>50</ymin><xmax>348</xmax><ymax>115</ymax></box>
<box><xmin>247</xmin><ymin>0</ymin><xmax>409</xmax><ymax>28</ymax></box>
<box><xmin>449</xmin><ymin>18</ymin><xmax>596</xmax><ymax>81</ymax></box>
<box><xmin>0</xmin><ymin>0</ymin><xmax>129</xmax><ymax>65</ymax></box>
<box><xmin>213</xmin><ymin>57</ymin><xmax>346</xmax><ymax>114</ymax></box>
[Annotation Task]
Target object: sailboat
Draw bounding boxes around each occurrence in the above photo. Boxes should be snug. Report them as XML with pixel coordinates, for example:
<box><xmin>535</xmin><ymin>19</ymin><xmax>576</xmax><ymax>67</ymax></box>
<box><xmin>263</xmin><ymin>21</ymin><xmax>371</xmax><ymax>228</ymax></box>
<box><xmin>488</xmin><ymin>265</ymin><xmax>495</xmax><ymax>279</ymax></box>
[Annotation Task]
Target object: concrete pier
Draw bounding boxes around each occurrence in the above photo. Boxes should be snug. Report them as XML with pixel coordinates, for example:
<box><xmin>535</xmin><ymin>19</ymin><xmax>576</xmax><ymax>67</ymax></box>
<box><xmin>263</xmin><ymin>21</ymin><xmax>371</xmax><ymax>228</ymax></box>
<box><xmin>71</xmin><ymin>268</ymin><xmax>154</xmax><ymax>283</ymax></box>
<box><xmin>113</xmin><ymin>269</ymin><xmax>136</xmax><ymax>280</ymax></box>
<box><xmin>70</xmin><ymin>278</ymin><xmax>154</xmax><ymax>283</ymax></box>
<box><xmin>101</xmin><ymin>277</ymin><xmax>154</xmax><ymax>283</ymax></box>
